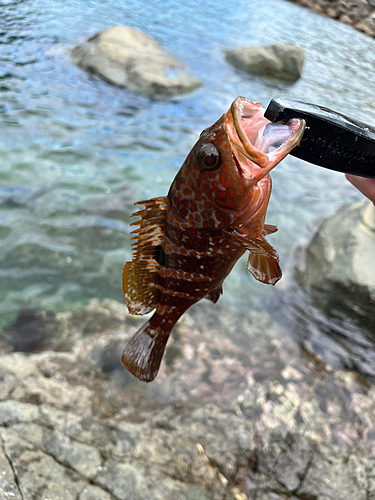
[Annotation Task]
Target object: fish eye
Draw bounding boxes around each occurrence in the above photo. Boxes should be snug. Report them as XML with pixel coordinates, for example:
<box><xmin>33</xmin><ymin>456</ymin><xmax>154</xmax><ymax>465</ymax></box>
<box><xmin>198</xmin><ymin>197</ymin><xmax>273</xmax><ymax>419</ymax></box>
<box><xmin>198</xmin><ymin>143</ymin><xmax>221</xmax><ymax>170</ymax></box>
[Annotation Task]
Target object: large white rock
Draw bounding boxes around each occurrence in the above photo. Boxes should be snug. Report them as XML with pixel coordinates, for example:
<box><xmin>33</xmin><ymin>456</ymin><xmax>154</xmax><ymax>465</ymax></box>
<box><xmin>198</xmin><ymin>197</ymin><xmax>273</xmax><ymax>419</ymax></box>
<box><xmin>225</xmin><ymin>44</ymin><xmax>305</xmax><ymax>81</ymax></box>
<box><xmin>72</xmin><ymin>26</ymin><xmax>202</xmax><ymax>98</ymax></box>
<box><xmin>296</xmin><ymin>200</ymin><xmax>375</xmax><ymax>331</ymax></box>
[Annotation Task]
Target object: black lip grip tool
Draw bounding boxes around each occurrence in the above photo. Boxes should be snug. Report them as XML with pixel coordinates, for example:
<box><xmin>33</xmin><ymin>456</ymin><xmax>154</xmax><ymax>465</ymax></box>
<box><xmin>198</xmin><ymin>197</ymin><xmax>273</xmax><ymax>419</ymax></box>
<box><xmin>264</xmin><ymin>99</ymin><xmax>375</xmax><ymax>179</ymax></box>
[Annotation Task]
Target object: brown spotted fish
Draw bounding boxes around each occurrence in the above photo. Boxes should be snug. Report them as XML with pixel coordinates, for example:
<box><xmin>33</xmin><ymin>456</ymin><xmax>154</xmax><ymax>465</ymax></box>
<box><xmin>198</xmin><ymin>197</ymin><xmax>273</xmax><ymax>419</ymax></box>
<box><xmin>122</xmin><ymin>97</ymin><xmax>305</xmax><ymax>382</ymax></box>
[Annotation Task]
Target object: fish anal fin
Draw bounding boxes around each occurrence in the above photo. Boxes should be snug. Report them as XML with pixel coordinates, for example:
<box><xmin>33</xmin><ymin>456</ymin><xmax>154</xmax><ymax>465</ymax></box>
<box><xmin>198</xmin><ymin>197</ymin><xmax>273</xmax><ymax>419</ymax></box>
<box><xmin>121</xmin><ymin>320</ymin><xmax>170</xmax><ymax>382</ymax></box>
<box><xmin>123</xmin><ymin>197</ymin><xmax>168</xmax><ymax>315</ymax></box>
<box><xmin>262</xmin><ymin>224</ymin><xmax>278</xmax><ymax>236</ymax></box>
<box><xmin>205</xmin><ymin>285</ymin><xmax>223</xmax><ymax>304</ymax></box>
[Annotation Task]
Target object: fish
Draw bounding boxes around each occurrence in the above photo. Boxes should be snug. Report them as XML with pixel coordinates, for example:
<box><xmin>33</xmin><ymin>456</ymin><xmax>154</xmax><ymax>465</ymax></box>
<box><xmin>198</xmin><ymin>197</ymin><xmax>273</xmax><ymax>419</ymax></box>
<box><xmin>122</xmin><ymin>96</ymin><xmax>305</xmax><ymax>382</ymax></box>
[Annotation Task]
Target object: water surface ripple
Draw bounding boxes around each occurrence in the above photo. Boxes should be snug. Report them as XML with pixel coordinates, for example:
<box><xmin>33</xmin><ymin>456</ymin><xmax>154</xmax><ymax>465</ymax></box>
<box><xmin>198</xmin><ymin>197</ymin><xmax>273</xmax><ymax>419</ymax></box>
<box><xmin>1</xmin><ymin>0</ymin><xmax>375</xmax><ymax>326</ymax></box>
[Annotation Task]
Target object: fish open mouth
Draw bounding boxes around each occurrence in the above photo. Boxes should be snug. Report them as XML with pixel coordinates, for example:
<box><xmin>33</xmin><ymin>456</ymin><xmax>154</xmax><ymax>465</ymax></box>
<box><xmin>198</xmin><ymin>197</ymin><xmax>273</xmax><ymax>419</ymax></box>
<box><xmin>228</xmin><ymin>96</ymin><xmax>306</xmax><ymax>177</ymax></box>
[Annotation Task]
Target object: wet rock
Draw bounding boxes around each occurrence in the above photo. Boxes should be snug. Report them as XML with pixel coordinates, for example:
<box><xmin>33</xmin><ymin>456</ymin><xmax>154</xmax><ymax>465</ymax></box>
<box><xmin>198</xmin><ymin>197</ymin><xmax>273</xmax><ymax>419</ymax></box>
<box><xmin>225</xmin><ymin>44</ymin><xmax>305</xmax><ymax>81</ymax></box>
<box><xmin>0</xmin><ymin>342</ymin><xmax>374</xmax><ymax>500</ymax></box>
<box><xmin>56</xmin><ymin>299</ymin><xmax>375</xmax><ymax>454</ymax></box>
<box><xmin>2</xmin><ymin>307</ymin><xmax>58</xmax><ymax>352</ymax></box>
<box><xmin>72</xmin><ymin>26</ymin><xmax>202</xmax><ymax>98</ymax></box>
<box><xmin>295</xmin><ymin>200</ymin><xmax>375</xmax><ymax>333</ymax></box>
<box><xmin>286</xmin><ymin>0</ymin><xmax>375</xmax><ymax>38</ymax></box>
<box><xmin>1</xmin><ymin>299</ymin><xmax>375</xmax><ymax>498</ymax></box>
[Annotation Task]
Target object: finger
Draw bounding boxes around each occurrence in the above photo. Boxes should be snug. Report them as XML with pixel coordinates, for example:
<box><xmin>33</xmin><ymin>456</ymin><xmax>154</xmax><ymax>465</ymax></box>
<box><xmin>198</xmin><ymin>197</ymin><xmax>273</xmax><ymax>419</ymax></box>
<box><xmin>345</xmin><ymin>174</ymin><xmax>375</xmax><ymax>204</ymax></box>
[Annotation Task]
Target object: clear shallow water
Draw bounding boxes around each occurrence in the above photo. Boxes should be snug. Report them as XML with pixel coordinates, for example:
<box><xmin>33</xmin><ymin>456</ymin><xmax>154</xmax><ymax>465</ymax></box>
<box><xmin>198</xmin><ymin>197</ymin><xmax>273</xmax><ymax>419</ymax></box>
<box><xmin>1</xmin><ymin>0</ymin><xmax>375</xmax><ymax>327</ymax></box>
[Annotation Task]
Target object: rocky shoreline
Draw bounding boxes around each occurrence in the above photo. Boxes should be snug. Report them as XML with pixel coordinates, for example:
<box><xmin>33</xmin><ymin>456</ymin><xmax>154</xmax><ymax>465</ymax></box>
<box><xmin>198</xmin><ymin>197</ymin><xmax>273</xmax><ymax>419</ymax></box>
<box><xmin>1</xmin><ymin>299</ymin><xmax>374</xmax><ymax>499</ymax></box>
<box><xmin>286</xmin><ymin>0</ymin><xmax>375</xmax><ymax>37</ymax></box>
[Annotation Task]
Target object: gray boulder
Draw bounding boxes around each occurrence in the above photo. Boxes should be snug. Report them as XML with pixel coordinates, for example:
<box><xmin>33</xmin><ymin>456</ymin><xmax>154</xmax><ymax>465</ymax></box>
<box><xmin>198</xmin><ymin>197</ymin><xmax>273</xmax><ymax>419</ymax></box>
<box><xmin>225</xmin><ymin>44</ymin><xmax>305</xmax><ymax>81</ymax></box>
<box><xmin>72</xmin><ymin>26</ymin><xmax>202</xmax><ymax>98</ymax></box>
<box><xmin>296</xmin><ymin>200</ymin><xmax>375</xmax><ymax>332</ymax></box>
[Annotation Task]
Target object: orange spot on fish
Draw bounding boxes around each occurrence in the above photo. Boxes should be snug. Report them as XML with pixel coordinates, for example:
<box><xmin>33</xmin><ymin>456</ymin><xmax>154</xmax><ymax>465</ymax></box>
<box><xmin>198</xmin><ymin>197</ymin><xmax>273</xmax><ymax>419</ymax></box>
<box><xmin>220</xmin><ymin>175</ymin><xmax>230</xmax><ymax>188</ymax></box>
<box><xmin>224</xmin><ymin>214</ymin><xmax>232</xmax><ymax>224</ymax></box>
<box><xmin>211</xmin><ymin>180</ymin><xmax>219</xmax><ymax>190</ymax></box>
<box><xmin>202</xmin><ymin>183</ymin><xmax>210</xmax><ymax>192</ymax></box>
<box><xmin>215</xmin><ymin>210</ymin><xmax>223</xmax><ymax>222</ymax></box>
<box><xmin>217</xmin><ymin>190</ymin><xmax>226</xmax><ymax>199</ymax></box>
<box><xmin>222</xmin><ymin>165</ymin><xmax>230</xmax><ymax>174</ymax></box>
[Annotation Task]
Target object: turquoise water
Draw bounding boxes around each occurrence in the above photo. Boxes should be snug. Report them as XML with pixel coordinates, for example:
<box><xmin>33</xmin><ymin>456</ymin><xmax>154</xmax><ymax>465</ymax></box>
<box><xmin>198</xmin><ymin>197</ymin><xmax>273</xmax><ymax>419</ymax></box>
<box><xmin>1</xmin><ymin>0</ymin><xmax>375</xmax><ymax>327</ymax></box>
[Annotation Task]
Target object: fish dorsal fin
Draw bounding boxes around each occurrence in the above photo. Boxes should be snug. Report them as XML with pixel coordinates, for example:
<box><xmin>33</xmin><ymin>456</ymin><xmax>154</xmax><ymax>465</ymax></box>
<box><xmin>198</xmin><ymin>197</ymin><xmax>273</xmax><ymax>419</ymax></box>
<box><xmin>226</xmin><ymin>230</ymin><xmax>282</xmax><ymax>286</ymax></box>
<box><xmin>123</xmin><ymin>197</ymin><xmax>169</xmax><ymax>315</ymax></box>
<box><xmin>262</xmin><ymin>224</ymin><xmax>278</xmax><ymax>236</ymax></box>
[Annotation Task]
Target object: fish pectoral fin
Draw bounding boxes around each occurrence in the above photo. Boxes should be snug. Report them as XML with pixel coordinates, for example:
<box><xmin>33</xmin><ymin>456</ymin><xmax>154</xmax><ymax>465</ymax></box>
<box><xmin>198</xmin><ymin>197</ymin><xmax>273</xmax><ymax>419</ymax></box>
<box><xmin>262</xmin><ymin>224</ymin><xmax>278</xmax><ymax>236</ymax></box>
<box><xmin>123</xmin><ymin>197</ymin><xmax>169</xmax><ymax>315</ymax></box>
<box><xmin>227</xmin><ymin>231</ymin><xmax>282</xmax><ymax>285</ymax></box>
<box><xmin>205</xmin><ymin>285</ymin><xmax>223</xmax><ymax>304</ymax></box>
<box><xmin>247</xmin><ymin>251</ymin><xmax>282</xmax><ymax>285</ymax></box>
<box><xmin>244</xmin><ymin>236</ymin><xmax>281</xmax><ymax>285</ymax></box>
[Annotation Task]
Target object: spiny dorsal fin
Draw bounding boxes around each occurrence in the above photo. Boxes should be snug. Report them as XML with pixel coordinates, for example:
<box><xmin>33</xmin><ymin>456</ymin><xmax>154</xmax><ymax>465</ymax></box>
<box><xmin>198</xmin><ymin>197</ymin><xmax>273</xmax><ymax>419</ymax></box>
<box><xmin>123</xmin><ymin>197</ymin><xmax>168</xmax><ymax>315</ymax></box>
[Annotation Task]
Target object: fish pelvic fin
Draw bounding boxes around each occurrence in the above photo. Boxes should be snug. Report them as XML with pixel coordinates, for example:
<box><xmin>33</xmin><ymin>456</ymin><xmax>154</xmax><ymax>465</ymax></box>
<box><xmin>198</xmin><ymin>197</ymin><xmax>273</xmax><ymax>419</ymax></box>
<box><xmin>121</xmin><ymin>320</ymin><xmax>171</xmax><ymax>382</ymax></box>
<box><xmin>123</xmin><ymin>197</ymin><xmax>169</xmax><ymax>315</ymax></box>
<box><xmin>205</xmin><ymin>285</ymin><xmax>223</xmax><ymax>304</ymax></box>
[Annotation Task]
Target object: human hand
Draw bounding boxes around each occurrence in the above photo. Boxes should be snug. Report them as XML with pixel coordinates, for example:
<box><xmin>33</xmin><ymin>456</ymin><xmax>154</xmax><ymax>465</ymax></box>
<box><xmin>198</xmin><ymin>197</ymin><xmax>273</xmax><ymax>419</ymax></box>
<box><xmin>345</xmin><ymin>174</ymin><xmax>375</xmax><ymax>205</ymax></box>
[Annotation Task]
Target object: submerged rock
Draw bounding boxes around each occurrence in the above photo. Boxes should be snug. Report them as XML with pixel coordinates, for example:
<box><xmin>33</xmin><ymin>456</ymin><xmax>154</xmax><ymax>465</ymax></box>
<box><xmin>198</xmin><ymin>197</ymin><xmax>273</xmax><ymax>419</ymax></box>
<box><xmin>0</xmin><ymin>300</ymin><xmax>374</xmax><ymax>499</ymax></box>
<box><xmin>225</xmin><ymin>44</ymin><xmax>305</xmax><ymax>81</ymax></box>
<box><xmin>72</xmin><ymin>26</ymin><xmax>202</xmax><ymax>98</ymax></box>
<box><xmin>2</xmin><ymin>308</ymin><xmax>57</xmax><ymax>352</ymax></box>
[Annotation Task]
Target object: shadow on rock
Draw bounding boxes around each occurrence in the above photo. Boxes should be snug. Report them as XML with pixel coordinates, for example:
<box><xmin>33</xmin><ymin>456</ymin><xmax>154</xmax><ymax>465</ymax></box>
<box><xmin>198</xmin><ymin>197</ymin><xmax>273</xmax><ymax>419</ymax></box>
<box><xmin>2</xmin><ymin>307</ymin><xmax>58</xmax><ymax>352</ymax></box>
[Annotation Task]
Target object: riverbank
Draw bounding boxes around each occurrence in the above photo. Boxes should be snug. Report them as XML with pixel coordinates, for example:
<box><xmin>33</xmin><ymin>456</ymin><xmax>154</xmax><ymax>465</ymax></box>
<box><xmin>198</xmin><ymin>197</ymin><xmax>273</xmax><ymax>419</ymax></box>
<box><xmin>286</xmin><ymin>0</ymin><xmax>375</xmax><ymax>37</ymax></box>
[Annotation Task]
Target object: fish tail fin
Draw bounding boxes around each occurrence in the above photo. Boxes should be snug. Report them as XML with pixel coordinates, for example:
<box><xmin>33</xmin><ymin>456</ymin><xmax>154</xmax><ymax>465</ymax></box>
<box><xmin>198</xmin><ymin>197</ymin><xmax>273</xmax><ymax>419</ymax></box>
<box><xmin>121</xmin><ymin>320</ymin><xmax>171</xmax><ymax>382</ymax></box>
